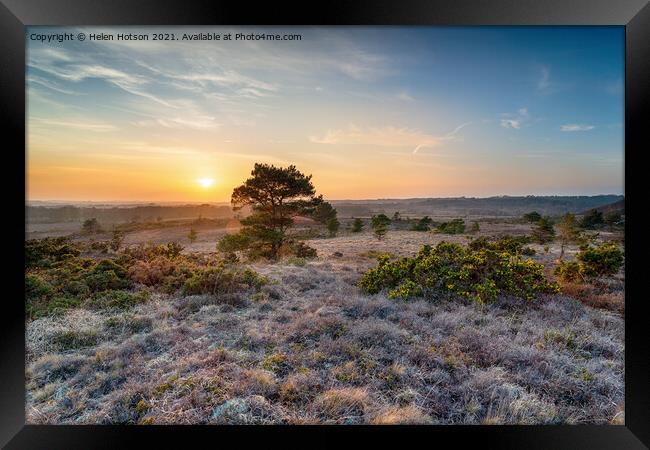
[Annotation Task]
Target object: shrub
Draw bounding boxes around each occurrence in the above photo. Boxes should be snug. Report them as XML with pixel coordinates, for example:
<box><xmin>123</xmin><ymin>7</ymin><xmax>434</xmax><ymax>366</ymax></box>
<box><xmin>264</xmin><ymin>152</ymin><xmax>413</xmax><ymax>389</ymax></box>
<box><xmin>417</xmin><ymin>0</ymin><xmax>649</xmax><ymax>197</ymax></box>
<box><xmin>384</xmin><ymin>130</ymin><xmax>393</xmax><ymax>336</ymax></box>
<box><xmin>119</xmin><ymin>242</ymin><xmax>183</xmax><ymax>262</ymax></box>
<box><xmin>370</xmin><ymin>214</ymin><xmax>390</xmax><ymax>241</ymax></box>
<box><xmin>531</xmin><ymin>216</ymin><xmax>555</xmax><ymax>244</ymax></box>
<box><xmin>90</xmin><ymin>240</ymin><xmax>110</xmax><ymax>254</ymax></box>
<box><xmin>326</xmin><ymin>217</ymin><xmax>340</xmax><ymax>237</ymax></box>
<box><xmin>82</xmin><ymin>218</ymin><xmax>102</xmax><ymax>234</ymax></box>
<box><xmin>580</xmin><ymin>209</ymin><xmax>604</xmax><ymax>229</ymax></box>
<box><xmin>411</xmin><ymin>216</ymin><xmax>433</xmax><ymax>231</ymax></box>
<box><xmin>437</xmin><ymin>219</ymin><xmax>465</xmax><ymax>234</ymax></box>
<box><xmin>25</xmin><ymin>273</ymin><xmax>54</xmax><ymax>301</ymax></box>
<box><xmin>25</xmin><ymin>237</ymin><xmax>80</xmax><ymax>269</ymax></box>
<box><xmin>282</xmin><ymin>241</ymin><xmax>317</xmax><ymax>258</ymax></box>
<box><xmin>181</xmin><ymin>263</ymin><xmax>266</xmax><ymax>296</ymax></box>
<box><xmin>359</xmin><ymin>242</ymin><xmax>559</xmax><ymax>303</ymax></box>
<box><xmin>470</xmin><ymin>221</ymin><xmax>480</xmax><ymax>233</ymax></box>
<box><xmin>521</xmin><ymin>247</ymin><xmax>536</xmax><ymax>256</ymax></box>
<box><xmin>110</xmin><ymin>230</ymin><xmax>125</xmax><ymax>251</ymax></box>
<box><xmin>351</xmin><ymin>218</ymin><xmax>364</xmax><ymax>233</ymax></box>
<box><xmin>523</xmin><ymin>211</ymin><xmax>542</xmax><ymax>223</ymax></box>
<box><xmin>468</xmin><ymin>235</ymin><xmax>529</xmax><ymax>254</ymax></box>
<box><xmin>576</xmin><ymin>243</ymin><xmax>623</xmax><ymax>277</ymax></box>
<box><xmin>187</xmin><ymin>228</ymin><xmax>198</xmax><ymax>243</ymax></box>
<box><xmin>604</xmin><ymin>212</ymin><xmax>622</xmax><ymax>227</ymax></box>
<box><xmin>372</xmin><ymin>222</ymin><xmax>388</xmax><ymax>241</ymax></box>
<box><xmin>217</xmin><ymin>233</ymin><xmax>252</xmax><ymax>259</ymax></box>
<box><xmin>554</xmin><ymin>260</ymin><xmax>582</xmax><ymax>282</ymax></box>
<box><xmin>83</xmin><ymin>260</ymin><xmax>131</xmax><ymax>292</ymax></box>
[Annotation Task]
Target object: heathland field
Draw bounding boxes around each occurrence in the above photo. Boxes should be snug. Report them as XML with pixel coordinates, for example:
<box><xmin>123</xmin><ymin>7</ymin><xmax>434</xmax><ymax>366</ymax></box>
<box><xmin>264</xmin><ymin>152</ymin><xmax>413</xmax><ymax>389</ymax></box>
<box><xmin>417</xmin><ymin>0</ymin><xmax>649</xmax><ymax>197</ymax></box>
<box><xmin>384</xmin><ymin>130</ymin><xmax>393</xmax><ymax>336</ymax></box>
<box><xmin>25</xmin><ymin>200</ymin><xmax>625</xmax><ymax>425</ymax></box>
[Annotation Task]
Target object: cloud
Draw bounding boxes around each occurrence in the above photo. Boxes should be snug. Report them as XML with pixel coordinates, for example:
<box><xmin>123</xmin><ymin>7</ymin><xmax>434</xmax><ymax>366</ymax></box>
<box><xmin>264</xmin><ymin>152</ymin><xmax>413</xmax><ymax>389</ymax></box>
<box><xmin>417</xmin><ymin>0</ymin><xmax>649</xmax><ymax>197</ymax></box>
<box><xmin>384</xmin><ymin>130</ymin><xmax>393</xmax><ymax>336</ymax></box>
<box><xmin>310</xmin><ymin>124</ymin><xmax>441</xmax><ymax>149</ymax></box>
<box><xmin>31</xmin><ymin>118</ymin><xmax>117</xmax><ymax>132</ymax></box>
<box><xmin>310</xmin><ymin>122</ymin><xmax>471</xmax><ymax>154</ymax></box>
<box><xmin>500</xmin><ymin>108</ymin><xmax>530</xmax><ymax>129</ymax></box>
<box><xmin>500</xmin><ymin>119</ymin><xmax>521</xmax><ymax>129</ymax></box>
<box><xmin>560</xmin><ymin>124</ymin><xmax>595</xmax><ymax>132</ymax></box>
<box><xmin>134</xmin><ymin>116</ymin><xmax>221</xmax><ymax>130</ymax></box>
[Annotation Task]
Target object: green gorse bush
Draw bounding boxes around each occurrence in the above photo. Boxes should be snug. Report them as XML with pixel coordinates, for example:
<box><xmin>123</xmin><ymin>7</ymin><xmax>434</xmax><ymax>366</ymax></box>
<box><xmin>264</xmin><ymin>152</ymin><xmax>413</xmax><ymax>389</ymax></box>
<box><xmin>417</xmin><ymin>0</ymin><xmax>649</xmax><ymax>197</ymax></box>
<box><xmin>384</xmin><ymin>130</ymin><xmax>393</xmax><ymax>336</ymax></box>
<box><xmin>359</xmin><ymin>241</ymin><xmax>559</xmax><ymax>303</ymax></box>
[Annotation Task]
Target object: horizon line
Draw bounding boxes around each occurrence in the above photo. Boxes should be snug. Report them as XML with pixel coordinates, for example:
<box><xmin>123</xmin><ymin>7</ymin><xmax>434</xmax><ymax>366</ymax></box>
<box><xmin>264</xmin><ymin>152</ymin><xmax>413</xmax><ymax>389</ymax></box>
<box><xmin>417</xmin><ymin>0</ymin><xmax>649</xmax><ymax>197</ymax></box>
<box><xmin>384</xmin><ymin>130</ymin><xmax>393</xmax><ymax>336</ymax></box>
<box><xmin>27</xmin><ymin>193</ymin><xmax>625</xmax><ymax>206</ymax></box>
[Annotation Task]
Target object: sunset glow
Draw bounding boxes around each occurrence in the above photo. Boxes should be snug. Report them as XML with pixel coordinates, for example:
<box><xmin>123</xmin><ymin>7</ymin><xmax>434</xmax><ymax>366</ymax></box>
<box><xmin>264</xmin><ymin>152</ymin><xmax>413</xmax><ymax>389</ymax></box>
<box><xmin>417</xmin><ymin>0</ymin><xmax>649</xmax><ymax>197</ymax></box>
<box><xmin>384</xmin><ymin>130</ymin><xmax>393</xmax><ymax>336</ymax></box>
<box><xmin>197</xmin><ymin>178</ymin><xmax>215</xmax><ymax>188</ymax></box>
<box><xmin>26</xmin><ymin>27</ymin><xmax>624</xmax><ymax>202</ymax></box>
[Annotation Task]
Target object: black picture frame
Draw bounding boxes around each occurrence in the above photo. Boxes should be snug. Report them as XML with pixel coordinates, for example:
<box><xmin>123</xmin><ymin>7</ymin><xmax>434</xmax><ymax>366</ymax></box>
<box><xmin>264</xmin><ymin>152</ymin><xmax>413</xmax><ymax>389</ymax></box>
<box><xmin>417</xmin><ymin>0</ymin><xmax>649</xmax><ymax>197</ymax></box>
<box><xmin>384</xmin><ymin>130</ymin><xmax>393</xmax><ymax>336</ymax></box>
<box><xmin>1</xmin><ymin>0</ymin><xmax>648</xmax><ymax>448</ymax></box>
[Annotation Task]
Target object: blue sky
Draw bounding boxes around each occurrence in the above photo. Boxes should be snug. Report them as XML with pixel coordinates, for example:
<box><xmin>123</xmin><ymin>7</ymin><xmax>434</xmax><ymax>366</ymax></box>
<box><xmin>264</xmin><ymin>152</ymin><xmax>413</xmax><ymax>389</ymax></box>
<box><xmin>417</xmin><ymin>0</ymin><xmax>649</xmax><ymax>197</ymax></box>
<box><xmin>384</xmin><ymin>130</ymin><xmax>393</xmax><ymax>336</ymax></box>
<box><xmin>26</xmin><ymin>26</ymin><xmax>624</xmax><ymax>202</ymax></box>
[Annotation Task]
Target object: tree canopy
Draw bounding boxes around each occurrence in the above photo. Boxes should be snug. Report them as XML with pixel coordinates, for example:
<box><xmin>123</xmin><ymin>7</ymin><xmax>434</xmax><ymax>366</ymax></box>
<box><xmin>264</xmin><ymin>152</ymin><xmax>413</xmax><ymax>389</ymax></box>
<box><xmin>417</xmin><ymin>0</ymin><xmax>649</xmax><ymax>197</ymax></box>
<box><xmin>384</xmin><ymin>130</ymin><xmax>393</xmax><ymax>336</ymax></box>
<box><xmin>225</xmin><ymin>163</ymin><xmax>323</xmax><ymax>259</ymax></box>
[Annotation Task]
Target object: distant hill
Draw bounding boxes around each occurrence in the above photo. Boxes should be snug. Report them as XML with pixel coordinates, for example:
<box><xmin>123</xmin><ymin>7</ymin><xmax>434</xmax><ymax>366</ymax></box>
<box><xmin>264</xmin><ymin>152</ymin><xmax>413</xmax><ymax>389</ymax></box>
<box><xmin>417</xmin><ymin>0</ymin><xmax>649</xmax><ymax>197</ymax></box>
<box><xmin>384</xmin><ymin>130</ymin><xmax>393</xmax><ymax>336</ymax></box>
<box><xmin>579</xmin><ymin>199</ymin><xmax>625</xmax><ymax>216</ymax></box>
<box><xmin>331</xmin><ymin>195</ymin><xmax>624</xmax><ymax>218</ymax></box>
<box><xmin>26</xmin><ymin>204</ymin><xmax>234</xmax><ymax>224</ymax></box>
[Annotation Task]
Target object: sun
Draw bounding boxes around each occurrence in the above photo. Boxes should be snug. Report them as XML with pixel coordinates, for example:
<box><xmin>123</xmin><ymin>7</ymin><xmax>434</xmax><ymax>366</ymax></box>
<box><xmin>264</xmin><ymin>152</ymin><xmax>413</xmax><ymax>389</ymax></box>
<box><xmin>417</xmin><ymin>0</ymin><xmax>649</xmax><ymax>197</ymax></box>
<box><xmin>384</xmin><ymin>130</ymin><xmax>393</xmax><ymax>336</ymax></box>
<box><xmin>197</xmin><ymin>178</ymin><xmax>215</xmax><ymax>188</ymax></box>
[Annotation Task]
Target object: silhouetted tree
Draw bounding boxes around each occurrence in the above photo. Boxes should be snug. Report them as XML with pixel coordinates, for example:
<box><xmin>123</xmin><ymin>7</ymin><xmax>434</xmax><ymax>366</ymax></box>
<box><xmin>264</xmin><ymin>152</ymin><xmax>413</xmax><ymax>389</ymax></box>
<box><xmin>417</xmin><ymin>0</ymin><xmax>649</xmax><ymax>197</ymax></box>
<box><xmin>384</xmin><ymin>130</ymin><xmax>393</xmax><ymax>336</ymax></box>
<box><xmin>224</xmin><ymin>164</ymin><xmax>323</xmax><ymax>259</ymax></box>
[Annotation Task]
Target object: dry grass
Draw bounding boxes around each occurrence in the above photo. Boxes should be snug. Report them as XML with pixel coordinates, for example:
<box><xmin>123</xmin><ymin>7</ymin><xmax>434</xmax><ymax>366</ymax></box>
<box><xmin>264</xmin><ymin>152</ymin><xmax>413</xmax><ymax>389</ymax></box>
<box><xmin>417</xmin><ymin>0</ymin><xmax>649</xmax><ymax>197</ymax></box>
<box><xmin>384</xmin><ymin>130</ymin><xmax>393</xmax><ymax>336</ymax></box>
<box><xmin>25</xmin><ymin>228</ymin><xmax>625</xmax><ymax>425</ymax></box>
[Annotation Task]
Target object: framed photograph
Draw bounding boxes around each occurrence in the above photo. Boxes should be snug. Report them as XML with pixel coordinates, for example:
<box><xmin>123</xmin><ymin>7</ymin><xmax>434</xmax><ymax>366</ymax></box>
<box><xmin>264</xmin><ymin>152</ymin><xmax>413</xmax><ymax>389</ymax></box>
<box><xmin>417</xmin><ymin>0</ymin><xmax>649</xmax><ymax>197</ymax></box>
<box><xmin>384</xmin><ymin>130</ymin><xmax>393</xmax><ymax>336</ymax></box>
<box><xmin>1</xmin><ymin>0</ymin><xmax>648</xmax><ymax>447</ymax></box>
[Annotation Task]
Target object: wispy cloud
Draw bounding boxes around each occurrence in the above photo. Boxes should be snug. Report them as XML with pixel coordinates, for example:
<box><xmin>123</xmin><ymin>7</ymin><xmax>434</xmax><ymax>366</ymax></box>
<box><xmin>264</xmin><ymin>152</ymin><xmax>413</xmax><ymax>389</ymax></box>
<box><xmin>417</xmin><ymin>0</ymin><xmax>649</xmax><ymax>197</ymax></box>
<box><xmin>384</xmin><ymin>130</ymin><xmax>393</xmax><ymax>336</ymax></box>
<box><xmin>561</xmin><ymin>124</ymin><xmax>595</xmax><ymax>132</ymax></box>
<box><xmin>31</xmin><ymin>118</ymin><xmax>117</xmax><ymax>132</ymax></box>
<box><xmin>310</xmin><ymin>124</ymin><xmax>441</xmax><ymax>148</ymax></box>
<box><xmin>310</xmin><ymin>122</ymin><xmax>471</xmax><ymax>154</ymax></box>
<box><xmin>500</xmin><ymin>119</ymin><xmax>521</xmax><ymax>129</ymax></box>
<box><xmin>500</xmin><ymin>108</ymin><xmax>529</xmax><ymax>129</ymax></box>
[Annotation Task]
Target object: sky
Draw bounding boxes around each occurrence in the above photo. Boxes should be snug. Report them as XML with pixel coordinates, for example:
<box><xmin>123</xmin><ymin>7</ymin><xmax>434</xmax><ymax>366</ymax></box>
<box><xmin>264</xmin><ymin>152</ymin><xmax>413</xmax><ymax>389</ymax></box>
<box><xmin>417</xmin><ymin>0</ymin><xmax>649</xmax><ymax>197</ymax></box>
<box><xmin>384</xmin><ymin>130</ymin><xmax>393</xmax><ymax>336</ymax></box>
<box><xmin>26</xmin><ymin>26</ymin><xmax>624</xmax><ymax>203</ymax></box>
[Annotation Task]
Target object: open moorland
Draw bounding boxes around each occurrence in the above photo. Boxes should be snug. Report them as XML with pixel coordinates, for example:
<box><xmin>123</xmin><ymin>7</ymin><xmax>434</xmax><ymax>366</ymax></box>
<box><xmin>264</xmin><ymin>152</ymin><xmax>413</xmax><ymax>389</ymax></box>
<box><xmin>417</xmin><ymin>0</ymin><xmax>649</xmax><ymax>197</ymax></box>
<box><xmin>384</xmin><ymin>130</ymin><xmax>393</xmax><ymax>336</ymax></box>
<box><xmin>25</xmin><ymin>197</ymin><xmax>625</xmax><ymax>425</ymax></box>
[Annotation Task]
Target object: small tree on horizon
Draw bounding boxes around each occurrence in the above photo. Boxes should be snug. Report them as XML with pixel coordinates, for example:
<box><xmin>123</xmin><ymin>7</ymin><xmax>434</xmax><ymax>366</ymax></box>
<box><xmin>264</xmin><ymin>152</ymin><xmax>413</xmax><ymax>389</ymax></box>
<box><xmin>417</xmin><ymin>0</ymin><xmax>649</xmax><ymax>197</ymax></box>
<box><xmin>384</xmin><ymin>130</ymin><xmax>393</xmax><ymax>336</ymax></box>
<box><xmin>371</xmin><ymin>214</ymin><xmax>391</xmax><ymax>241</ymax></box>
<box><xmin>326</xmin><ymin>217</ymin><xmax>340</xmax><ymax>237</ymax></box>
<box><xmin>351</xmin><ymin>218</ymin><xmax>364</xmax><ymax>233</ymax></box>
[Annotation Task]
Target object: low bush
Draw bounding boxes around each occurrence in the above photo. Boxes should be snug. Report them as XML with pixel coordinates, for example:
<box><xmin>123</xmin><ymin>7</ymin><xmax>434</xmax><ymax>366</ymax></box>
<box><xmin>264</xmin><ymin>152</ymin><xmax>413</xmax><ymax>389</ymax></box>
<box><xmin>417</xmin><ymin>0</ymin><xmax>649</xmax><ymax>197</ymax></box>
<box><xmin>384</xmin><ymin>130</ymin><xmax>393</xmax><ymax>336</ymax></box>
<box><xmin>83</xmin><ymin>260</ymin><xmax>131</xmax><ymax>292</ymax></box>
<box><xmin>411</xmin><ymin>216</ymin><xmax>433</xmax><ymax>232</ymax></box>
<box><xmin>576</xmin><ymin>243</ymin><xmax>624</xmax><ymax>277</ymax></box>
<box><xmin>468</xmin><ymin>235</ymin><xmax>530</xmax><ymax>254</ymax></box>
<box><xmin>554</xmin><ymin>261</ymin><xmax>582</xmax><ymax>282</ymax></box>
<box><xmin>359</xmin><ymin>242</ymin><xmax>559</xmax><ymax>303</ymax></box>
<box><xmin>181</xmin><ymin>263</ymin><xmax>267</xmax><ymax>296</ymax></box>
<box><xmin>25</xmin><ymin>238</ymin><xmax>267</xmax><ymax>319</ymax></box>
<box><xmin>25</xmin><ymin>237</ymin><xmax>80</xmax><ymax>269</ymax></box>
<box><xmin>437</xmin><ymin>219</ymin><xmax>465</xmax><ymax>235</ymax></box>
